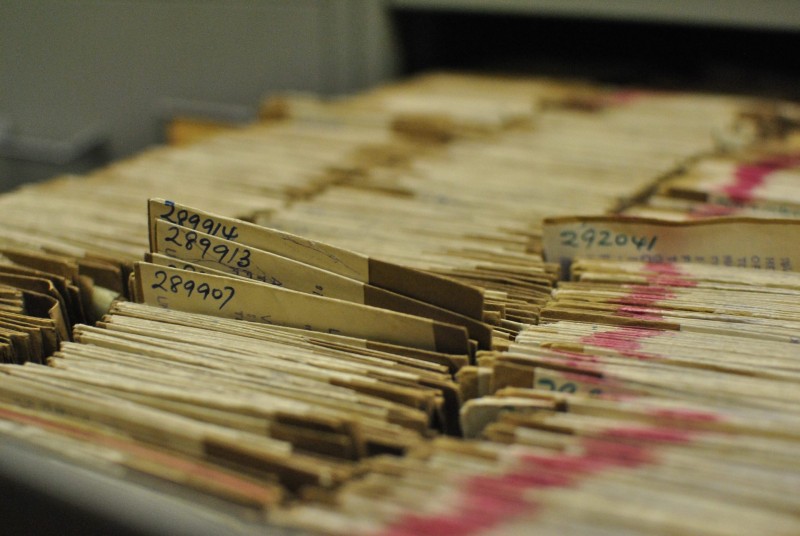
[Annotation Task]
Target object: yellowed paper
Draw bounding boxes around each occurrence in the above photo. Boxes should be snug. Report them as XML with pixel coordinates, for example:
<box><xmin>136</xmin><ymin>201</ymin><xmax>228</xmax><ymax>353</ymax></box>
<box><xmin>543</xmin><ymin>216</ymin><xmax>800</xmax><ymax>271</ymax></box>
<box><xmin>133</xmin><ymin>262</ymin><xmax>468</xmax><ymax>354</ymax></box>
<box><xmin>148</xmin><ymin>199</ymin><xmax>485</xmax><ymax>320</ymax></box>
<box><xmin>149</xmin><ymin>198</ymin><xmax>370</xmax><ymax>280</ymax></box>
<box><xmin>152</xmin><ymin>220</ymin><xmax>366</xmax><ymax>303</ymax></box>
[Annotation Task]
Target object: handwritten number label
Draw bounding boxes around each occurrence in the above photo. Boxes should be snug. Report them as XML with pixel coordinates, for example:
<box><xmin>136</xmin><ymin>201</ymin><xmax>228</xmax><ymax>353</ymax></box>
<box><xmin>158</xmin><ymin>206</ymin><xmax>239</xmax><ymax>242</ymax></box>
<box><xmin>164</xmin><ymin>226</ymin><xmax>251</xmax><ymax>269</ymax></box>
<box><xmin>560</xmin><ymin>227</ymin><xmax>657</xmax><ymax>251</ymax></box>
<box><xmin>149</xmin><ymin>270</ymin><xmax>234</xmax><ymax>310</ymax></box>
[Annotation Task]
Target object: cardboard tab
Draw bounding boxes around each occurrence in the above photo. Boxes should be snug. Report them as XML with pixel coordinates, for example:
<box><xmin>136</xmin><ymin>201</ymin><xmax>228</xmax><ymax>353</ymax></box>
<box><xmin>149</xmin><ymin>199</ymin><xmax>485</xmax><ymax>320</ymax></box>
<box><xmin>133</xmin><ymin>262</ymin><xmax>469</xmax><ymax>354</ymax></box>
<box><xmin>152</xmin><ymin>220</ymin><xmax>365</xmax><ymax>303</ymax></box>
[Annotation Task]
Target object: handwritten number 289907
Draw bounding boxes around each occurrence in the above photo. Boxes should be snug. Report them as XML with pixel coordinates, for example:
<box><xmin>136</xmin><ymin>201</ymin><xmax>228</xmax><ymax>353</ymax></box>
<box><xmin>150</xmin><ymin>270</ymin><xmax>235</xmax><ymax>310</ymax></box>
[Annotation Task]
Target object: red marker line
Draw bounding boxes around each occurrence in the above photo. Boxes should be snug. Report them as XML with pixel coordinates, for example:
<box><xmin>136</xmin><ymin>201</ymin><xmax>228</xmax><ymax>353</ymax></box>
<box><xmin>373</xmin><ymin>265</ymin><xmax>719</xmax><ymax>534</ymax></box>
<box><xmin>580</xmin><ymin>326</ymin><xmax>662</xmax><ymax>354</ymax></box>
<box><xmin>722</xmin><ymin>154</ymin><xmax>800</xmax><ymax>204</ymax></box>
<box><xmin>579</xmin><ymin>263</ymin><xmax>696</xmax><ymax>354</ymax></box>
<box><xmin>377</xmin><ymin>422</ymin><xmax>704</xmax><ymax>536</ymax></box>
<box><xmin>649</xmin><ymin>407</ymin><xmax>722</xmax><ymax>423</ymax></box>
<box><xmin>606</xmin><ymin>89</ymin><xmax>647</xmax><ymax>106</ymax></box>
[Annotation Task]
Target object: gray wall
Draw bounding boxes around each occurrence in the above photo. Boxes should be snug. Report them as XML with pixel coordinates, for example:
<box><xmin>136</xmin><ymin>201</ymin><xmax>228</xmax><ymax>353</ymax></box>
<box><xmin>0</xmin><ymin>0</ymin><xmax>397</xmax><ymax>189</ymax></box>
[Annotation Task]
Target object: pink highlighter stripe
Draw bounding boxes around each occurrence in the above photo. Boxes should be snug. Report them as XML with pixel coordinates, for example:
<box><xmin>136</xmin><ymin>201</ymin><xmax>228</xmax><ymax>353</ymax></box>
<box><xmin>580</xmin><ymin>327</ymin><xmax>661</xmax><ymax>353</ymax></box>
<box><xmin>649</xmin><ymin>407</ymin><xmax>722</xmax><ymax>423</ymax></box>
<box><xmin>580</xmin><ymin>263</ymin><xmax>696</xmax><ymax>354</ymax></box>
<box><xmin>376</xmin><ymin>265</ymin><xmax>713</xmax><ymax>535</ymax></box>
<box><xmin>377</xmin><ymin>423</ymin><xmax>702</xmax><ymax>536</ymax></box>
<box><xmin>606</xmin><ymin>89</ymin><xmax>646</xmax><ymax>105</ymax></box>
<box><xmin>722</xmin><ymin>154</ymin><xmax>800</xmax><ymax>204</ymax></box>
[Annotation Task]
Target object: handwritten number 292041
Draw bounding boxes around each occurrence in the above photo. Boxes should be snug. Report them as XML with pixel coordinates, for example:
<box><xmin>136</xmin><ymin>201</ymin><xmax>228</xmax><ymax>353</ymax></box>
<box><xmin>559</xmin><ymin>228</ymin><xmax>658</xmax><ymax>251</ymax></box>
